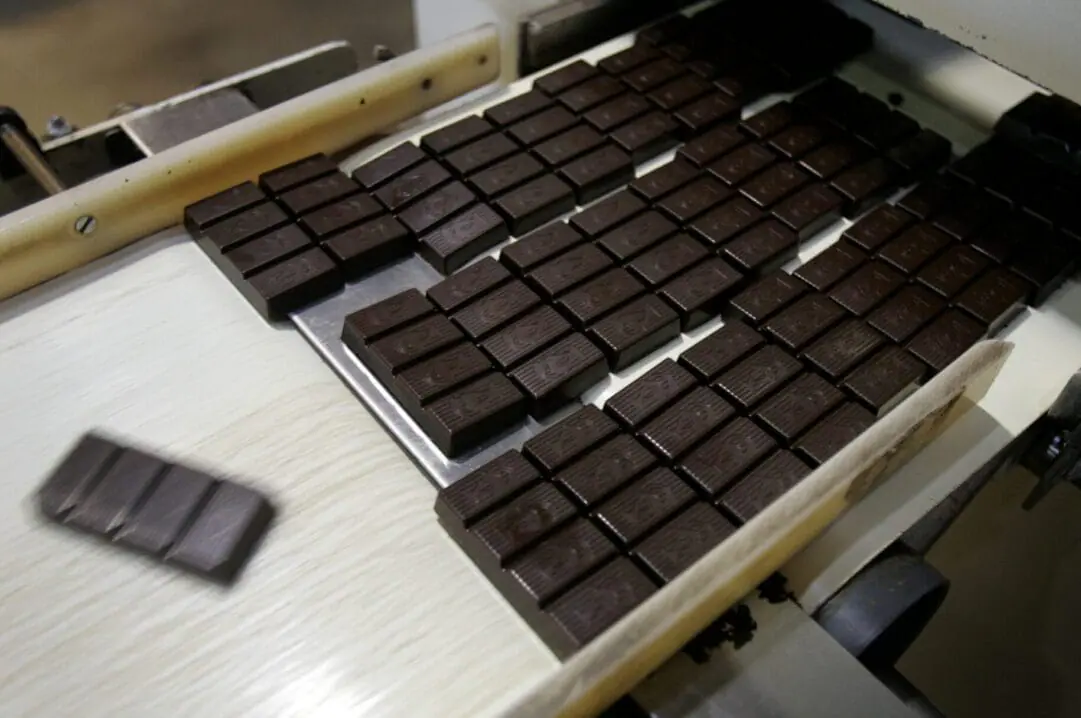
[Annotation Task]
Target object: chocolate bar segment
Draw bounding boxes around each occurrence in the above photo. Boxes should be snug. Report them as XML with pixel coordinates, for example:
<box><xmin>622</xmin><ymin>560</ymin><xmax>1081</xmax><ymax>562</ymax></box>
<box><xmin>739</xmin><ymin>102</ymin><xmax>796</xmax><ymax>139</ymax></box>
<box><xmin>300</xmin><ymin>194</ymin><xmax>383</xmax><ymax>241</ymax></box>
<box><xmin>679</xmin><ymin>321</ymin><xmax>764</xmax><ymax>382</ymax></box>
<box><xmin>259</xmin><ymin>154</ymin><xmax>338</xmax><ymax>195</ymax></box>
<box><xmin>633</xmin><ymin>503</ymin><xmax>737</xmax><ymax>583</ymax></box>
<box><xmin>772</xmin><ymin>183</ymin><xmax>845</xmax><ymax>239</ymax></box>
<box><xmin>707</xmin><ymin>143</ymin><xmax>777</xmax><ymax>187</ymax></box>
<box><xmin>628</xmin><ymin>234</ymin><xmax>709</xmax><ymax>287</ymax></box>
<box><xmin>842</xmin><ymin>345</ymin><xmax>927</xmax><ymax>416</ymax></box>
<box><xmin>569</xmin><ymin>190</ymin><xmax>646</xmax><ymax>239</ymax></box>
<box><xmin>828</xmin><ymin>260</ymin><xmax>905</xmax><ymax>316</ymax></box>
<box><xmin>678</xmin><ymin>124</ymin><xmax>746</xmax><ymax>167</ymax></box>
<box><xmin>553</xmin><ymin>434</ymin><xmax>657</xmax><ymax>507</ymax></box>
<box><xmin>638</xmin><ymin>386</ymin><xmax>736</xmax><ymax>461</ymax></box>
<box><xmin>831</xmin><ymin>157</ymin><xmax>899</xmax><ymax>217</ymax></box>
<box><xmin>588</xmin><ymin>295</ymin><xmax>681</xmax><ymax>370</ymax></box>
<box><xmin>907</xmin><ymin>309</ymin><xmax>985</xmax><ymax>373</ymax></box>
<box><xmin>740</xmin><ymin>162</ymin><xmax>812</xmax><ymax>208</ymax></box>
<box><xmin>674</xmin><ymin>92</ymin><xmax>740</xmax><ymax>136</ymax></box>
<box><xmin>64</xmin><ymin>448</ymin><xmax>167</xmax><ymax>535</ymax></box>
<box><xmin>916</xmin><ymin>244</ymin><xmax>991</xmax><ymax>298</ymax></box>
<box><xmin>509</xmin><ymin>333</ymin><xmax>608</xmax><ymax>417</ymax></box>
<box><xmin>556</xmin><ymin>268</ymin><xmax>645</xmax><ymax>327</ymax></box>
<box><xmin>534</xmin><ymin>125</ymin><xmax>607</xmax><ymax>167</ymax></box>
<box><xmin>494</xmin><ymin>174</ymin><xmax>576</xmax><ymax>235</ymax></box>
<box><xmin>763</xmin><ymin>293</ymin><xmax>846</xmax><ymax>351</ymax></box>
<box><xmin>878</xmin><ymin>223</ymin><xmax>953</xmax><ymax>275</ymax></box>
<box><xmin>730</xmin><ymin>271</ymin><xmax>809</xmax><ymax>325</ymax></box>
<box><xmin>559</xmin><ymin>144</ymin><xmax>634</xmax><ymax>203</ymax></box>
<box><xmin>341</xmin><ymin>288</ymin><xmax>434</xmax><ymax>345</ymax></box>
<box><xmin>769</xmin><ymin>121</ymin><xmax>830</xmax><ymax>159</ymax></box>
<box><xmin>435</xmin><ymin>450</ymin><xmax>541</xmax><ymax>529</ymax></box>
<box><xmin>657</xmin><ymin>176</ymin><xmax>732</xmax><ymax>224</ymax></box>
<box><xmin>184</xmin><ymin>182</ymin><xmax>266</xmax><ymax>233</ymax></box>
<box><xmin>604</xmin><ymin>358</ymin><xmax>697</xmax><ymax>430</ymax></box>
<box><xmin>278</xmin><ymin>173</ymin><xmax>360</xmax><ymax>216</ymax></box>
<box><xmin>629</xmin><ymin>159</ymin><xmax>698</xmax><ymax>203</ymax></box>
<box><xmin>596</xmin><ymin>211</ymin><xmax>678</xmax><ymax>261</ymax></box>
<box><xmin>594</xmin><ymin>468</ymin><xmax>695</xmax><ymax>545</ymax></box>
<box><xmin>427</xmin><ymin>256</ymin><xmax>512</xmax><ymax>314</ymax></box>
<box><xmin>719</xmin><ymin>450</ymin><xmax>810</xmax><ymax>524</ymax></box>
<box><xmin>244</xmin><ymin>248</ymin><xmax>342</xmax><ymax>320</ymax></box>
<box><xmin>649</xmin><ymin>74</ymin><xmax>713</xmax><ymax>111</ymax></box>
<box><xmin>419</xmin><ymin>203</ymin><xmax>509</xmax><ymax>274</ymax></box>
<box><xmin>585</xmin><ymin>93</ymin><xmax>654</xmax><ymax>133</ymax></box>
<box><xmin>451</xmin><ymin>280</ymin><xmax>542</xmax><ymax>341</ymax></box>
<box><xmin>507</xmin><ymin>106</ymin><xmax>578</xmax><ymax>146</ymax></box>
<box><xmin>423</xmin><ymin>372</ymin><xmax>528</xmax><ymax>456</ymax></box>
<box><xmin>395</xmin><ymin>342</ymin><xmax>493</xmax><ymax>412</ymax></box>
<box><xmin>527</xmin><ymin>243</ymin><xmax>613</xmax><ymax>299</ymax></box>
<box><xmin>802</xmin><ymin>318</ymin><xmax>886</xmax><ymax>380</ymax></box>
<box><xmin>534</xmin><ymin>60</ymin><xmax>600</xmax><ymax>96</ymax></box>
<box><xmin>897</xmin><ymin>174</ymin><xmax>965</xmax><ymax>219</ymax></box>
<box><xmin>679</xmin><ymin>417</ymin><xmax>777</xmax><ymax>497</ymax></box>
<box><xmin>721</xmin><ymin>219</ymin><xmax>798</xmax><ymax>274</ymax></box>
<box><xmin>523</xmin><ymin>404</ymin><xmax>618</xmax><ymax>474</ymax></box>
<box><xmin>610</xmin><ymin>111</ymin><xmax>681</xmax><ymax>162</ymax></box>
<box><xmin>954</xmin><ymin>266</ymin><xmax>1032</xmax><ymax>334</ymax></box>
<box><xmin>468</xmin><ymin>153</ymin><xmax>546</xmax><ymax>201</ymax></box>
<box><xmin>557</xmin><ymin>75</ymin><xmax>625</xmax><ymax>114</ymax></box>
<box><xmin>598</xmin><ymin>44</ymin><xmax>660</xmax><ymax>75</ymax></box>
<box><xmin>500</xmin><ymin>222</ymin><xmax>585</xmax><ymax>274</ymax></box>
<box><xmin>795</xmin><ymin>402</ymin><xmax>875</xmax><ymax>466</ymax></box>
<box><xmin>421</xmin><ymin>116</ymin><xmax>495</xmax><ymax>155</ymax></box>
<box><xmin>887</xmin><ymin>128</ymin><xmax>952</xmax><ymax>179</ymax></box>
<box><xmin>202</xmin><ymin>202</ymin><xmax>289</xmax><ymax>252</ymax></box>
<box><xmin>689</xmin><ymin>197</ymin><xmax>764</xmax><ymax>247</ymax></box>
<box><xmin>397</xmin><ymin>181</ymin><xmax>476</xmax><ymax>236</ymax></box>
<box><xmin>866</xmin><ymin>284</ymin><xmax>945</xmax><ymax>343</ymax></box>
<box><xmin>223</xmin><ymin>225</ymin><xmax>310</xmax><ymax>278</ymax></box>
<box><xmin>484</xmin><ymin>90</ymin><xmax>552</xmax><ymax>127</ymax></box>
<box><xmin>754</xmin><ymin>372</ymin><xmax>844</xmax><ymax>443</ymax></box>
<box><xmin>508</xmin><ymin>519</ymin><xmax>618</xmax><ymax>607</ymax></box>
<box><xmin>354</xmin><ymin>143</ymin><xmax>429</xmax><ymax>190</ymax></box>
<box><xmin>794</xmin><ymin>242</ymin><xmax>867</xmax><ymax>291</ymax></box>
<box><xmin>842</xmin><ymin>204</ymin><xmax>915</xmax><ymax>252</ymax></box>
<box><xmin>480</xmin><ymin>306</ymin><xmax>572</xmax><ymax>371</ymax></box>
<box><xmin>622</xmin><ymin>57</ymin><xmax>686</xmax><ymax>93</ymax></box>
<box><xmin>364</xmin><ymin>314</ymin><xmax>464</xmax><ymax>380</ymax></box>
<box><xmin>800</xmin><ymin>140</ymin><xmax>865</xmax><ymax>180</ymax></box>
<box><xmin>374</xmin><ymin>160</ymin><xmax>451</xmax><ymax>211</ymax></box>
<box><xmin>470</xmin><ymin>482</ymin><xmax>576</xmax><ymax>566</ymax></box>
<box><xmin>714</xmin><ymin>344</ymin><xmax>802</xmax><ymax>410</ymax></box>
<box><xmin>445</xmin><ymin>133</ymin><xmax>520</xmax><ymax>176</ymax></box>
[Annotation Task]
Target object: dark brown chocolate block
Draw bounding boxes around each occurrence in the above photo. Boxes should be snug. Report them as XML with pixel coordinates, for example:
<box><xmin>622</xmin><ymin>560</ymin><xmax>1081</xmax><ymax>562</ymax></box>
<box><xmin>658</xmin><ymin>176</ymin><xmax>732</xmax><ymax>224</ymax></box>
<box><xmin>795</xmin><ymin>401</ymin><xmax>876</xmax><ymax>466</ymax></box>
<box><xmin>968</xmin><ymin>214</ymin><xmax>1024</xmax><ymax>264</ymax></box>
<box><xmin>878</xmin><ymin>224</ymin><xmax>953</xmax><ymax>275</ymax></box>
<box><xmin>887</xmin><ymin>128</ymin><xmax>952</xmax><ymax>179</ymax></box>
<box><xmin>674</xmin><ymin>92</ymin><xmax>741</xmax><ymax>136</ymax></box>
<box><xmin>679</xmin><ymin>321</ymin><xmax>765</xmax><ymax>382</ymax></box>
<box><xmin>554</xmin><ymin>433</ymin><xmax>657</xmax><ymax>507</ymax></box>
<box><xmin>259</xmin><ymin>154</ymin><xmax>338</xmax><ymax>195</ymax></box>
<box><xmin>707</xmin><ymin>143</ymin><xmax>777</xmax><ymax>187</ymax></box>
<box><xmin>828</xmin><ymin>260</ymin><xmax>906</xmax><ymax>316</ymax></box>
<box><xmin>353</xmin><ymin>143</ymin><xmax>429</xmax><ymax>190</ymax></box>
<box><xmin>569</xmin><ymin>190</ymin><xmax>646</xmax><ymax>239</ymax></box>
<box><xmin>599</xmin><ymin>44</ymin><xmax>661</xmax><ymax>75</ymax></box>
<box><xmin>481</xmin><ymin>305</ymin><xmax>572</xmax><ymax>371</ymax></box>
<box><xmin>622</xmin><ymin>57</ymin><xmax>686</xmax><ymax>93</ymax></box>
<box><xmin>730</xmin><ymin>271</ymin><xmax>809</xmax><ymax>325</ymax></box>
<box><xmin>739</xmin><ymin>102</ymin><xmax>796</xmax><ymax>139</ymax></box>
<box><xmin>628</xmin><ymin>234</ymin><xmax>709</xmax><ymax>287</ymax></box>
<box><xmin>610</xmin><ymin>111</ymin><xmax>681</xmax><ymax>163</ymax></box>
<box><xmin>802</xmin><ymin>319</ymin><xmax>886</xmax><ymax>380</ymax></box>
<box><xmin>524</xmin><ymin>404</ymin><xmax>618</xmax><ymax>474</ymax></box>
<box><xmin>954</xmin><ymin>267</ymin><xmax>1031</xmax><ymax>334</ymax></box>
<box><xmin>395</xmin><ymin>342</ymin><xmax>493</xmax><ymax>412</ymax></box>
<box><xmin>435</xmin><ymin>450</ymin><xmax>541</xmax><ymax>529</ymax></box>
<box><xmin>907</xmin><ymin>309</ymin><xmax>985</xmax><ymax>373</ymax></box>
<box><xmin>556</xmin><ymin>268</ymin><xmax>644</xmax><ymax>327</ymax></box>
<box><xmin>721</xmin><ymin>219</ymin><xmax>798</xmax><ymax>274</ymax></box>
<box><xmin>509</xmin><ymin>332</ymin><xmax>608</xmax><ymax>417</ymax></box>
<box><xmin>422</xmin><ymin>372</ymin><xmax>528</xmax><ymax>456</ymax></box>
<box><xmin>421</xmin><ymin>116</ymin><xmax>495</xmax><ymax>155</ymax></box>
<box><xmin>38</xmin><ymin>434</ymin><xmax>275</xmax><ymax>584</ymax></box>
<box><xmin>932</xmin><ymin>190</ymin><xmax>1005</xmax><ymax>241</ymax></box>
<box><xmin>741</xmin><ymin>162</ymin><xmax>812</xmax><ymax>208</ymax></box>
<box><xmin>842</xmin><ymin>345</ymin><xmax>927</xmax><ymax>416</ymax></box>
<box><xmin>222</xmin><ymin>225</ymin><xmax>310</xmax><ymax>278</ymax></box>
<box><xmin>535</xmin><ymin>60</ymin><xmax>600</xmax><ymax>96</ymax></box>
<box><xmin>896</xmin><ymin>174</ymin><xmax>966</xmax><ymax>219</ymax></box>
<box><xmin>866</xmin><ymin>284</ymin><xmax>945</xmax><ymax>344</ymax></box>
<box><xmin>557</xmin><ymin>75</ymin><xmax>626</xmax><ymax>114</ymax></box>
<box><xmin>588</xmin><ymin>294</ymin><xmax>681</xmax><ymax>371</ymax></box>
<box><xmin>843</xmin><ymin>204</ymin><xmax>916</xmax><ymax>252</ymax></box>
<box><xmin>484</xmin><ymin>90</ymin><xmax>553</xmax><ymax>127</ymax></box>
<box><xmin>397</xmin><ymin>181</ymin><xmax>476</xmax><ymax>236</ymax></box>
<box><xmin>278</xmin><ymin>173</ymin><xmax>360</xmax><ymax>216</ymax></box>
<box><xmin>633</xmin><ymin>503</ymin><xmax>737</xmax><ymax>584</ymax></box>
<box><xmin>594</xmin><ymin>468</ymin><xmax>695</xmax><ymax>545</ymax></box>
<box><xmin>605</xmin><ymin>358</ymin><xmax>697</xmax><ymax>430</ymax></box>
<box><xmin>678</xmin><ymin>124</ymin><xmax>746</xmax><ymax>167</ymax></box>
<box><xmin>1008</xmin><ymin>230</ymin><xmax>1076</xmax><ymax>305</ymax></box>
<box><xmin>658</xmin><ymin>257</ymin><xmax>744</xmax><ymax>330</ymax></box>
<box><xmin>534</xmin><ymin>125</ymin><xmax>607</xmax><ymax>167</ymax></box>
<box><xmin>427</xmin><ymin>256</ymin><xmax>511</xmax><ymax>314</ymax></box>
<box><xmin>341</xmin><ymin>288</ymin><xmax>434</xmax><ymax>346</ymax></box>
<box><xmin>242</xmin><ymin>248</ymin><xmax>342</xmax><ymax>320</ymax></box>
<box><xmin>916</xmin><ymin>244</ymin><xmax>990</xmax><ymax>298</ymax></box>
<box><xmin>688</xmin><ymin>196</ymin><xmax>765</xmax><ymax>247</ymax></box>
<box><xmin>543</xmin><ymin>557</ymin><xmax>656</xmax><ymax>656</ymax></box>
<box><xmin>444</xmin><ymin>133</ymin><xmax>520</xmax><ymax>176</ymax></box>
<box><xmin>558</xmin><ymin>144</ymin><xmax>634</xmax><ymax>203</ymax></box>
<box><xmin>763</xmin><ymin>293</ymin><xmax>846</xmax><ymax>351</ymax></box>
<box><xmin>374</xmin><ymin>160</ymin><xmax>451</xmax><ymax>211</ymax></box>
<box><xmin>527</xmin><ymin>242</ymin><xmax>613</xmax><ymax>299</ymax></box>
<box><xmin>596</xmin><ymin>211</ymin><xmax>678</xmax><ymax>261</ymax></box>
<box><xmin>507</xmin><ymin>106</ymin><xmax>579</xmax><ymax>146</ymax></box>
<box><xmin>507</xmin><ymin>519</ymin><xmax>617</xmax><ymax>607</ymax></box>
<box><xmin>679</xmin><ymin>417</ymin><xmax>777</xmax><ymax>497</ymax></box>
<box><xmin>649</xmin><ymin>74</ymin><xmax>712</xmax><ymax>111</ymax></box>
<box><xmin>714</xmin><ymin>344</ymin><xmax>802</xmax><ymax>410</ymax></box>
<box><xmin>468</xmin><ymin>153</ymin><xmax>546</xmax><ymax>201</ymax></box>
<box><xmin>364</xmin><ymin>313</ymin><xmax>464</xmax><ymax>380</ymax></box>
<box><xmin>629</xmin><ymin>159</ymin><xmax>698</xmax><ymax>203</ymax></box>
<box><xmin>202</xmin><ymin>202</ymin><xmax>290</xmax><ymax>252</ymax></box>
<box><xmin>755</xmin><ymin>372</ymin><xmax>844</xmax><ymax>444</ymax></box>
<box><xmin>184</xmin><ymin>181</ymin><xmax>266</xmax><ymax>233</ymax></box>
<box><xmin>299</xmin><ymin>193</ymin><xmax>384</xmax><ymax>241</ymax></box>
<box><xmin>639</xmin><ymin>386</ymin><xmax>736</xmax><ymax>462</ymax></box>
<box><xmin>772</xmin><ymin>183</ymin><xmax>845</xmax><ymax>239</ymax></box>
<box><xmin>500</xmin><ymin>222</ymin><xmax>585</xmax><ymax>274</ymax></box>
<box><xmin>451</xmin><ymin>279</ymin><xmax>542</xmax><ymax>340</ymax></box>
<box><xmin>584</xmin><ymin>93</ymin><xmax>653</xmax><ymax>134</ymax></box>
<box><xmin>831</xmin><ymin>158</ymin><xmax>899</xmax><ymax>217</ymax></box>
<box><xmin>769</xmin><ymin>122</ymin><xmax>830</xmax><ymax>159</ymax></box>
<box><xmin>494</xmin><ymin>174</ymin><xmax>576</xmax><ymax>236</ymax></box>
<box><xmin>794</xmin><ymin>242</ymin><xmax>867</xmax><ymax>291</ymax></box>
<box><xmin>470</xmin><ymin>482</ymin><xmax>576</xmax><ymax>566</ymax></box>
<box><xmin>857</xmin><ymin>110</ymin><xmax>920</xmax><ymax>151</ymax></box>
<box><xmin>800</xmin><ymin>140</ymin><xmax>866</xmax><ymax>180</ymax></box>
<box><xmin>719</xmin><ymin>450</ymin><xmax>810</xmax><ymax>524</ymax></box>
<box><xmin>419</xmin><ymin>203</ymin><xmax>509</xmax><ymax>274</ymax></box>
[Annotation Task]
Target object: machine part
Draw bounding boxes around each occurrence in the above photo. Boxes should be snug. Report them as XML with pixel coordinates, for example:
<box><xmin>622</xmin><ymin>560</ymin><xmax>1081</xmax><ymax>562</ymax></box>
<box><xmin>814</xmin><ymin>552</ymin><xmax>949</xmax><ymax>671</ymax></box>
<box><xmin>0</xmin><ymin>107</ymin><xmax>66</xmax><ymax>195</ymax></box>
<box><xmin>124</xmin><ymin>89</ymin><xmax>260</xmax><ymax>155</ymax></box>
<box><xmin>874</xmin><ymin>667</ymin><xmax>946</xmax><ymax>718</ymax></box>
<box><xmin>374</xmin><ymin>45</ymin><xmax>398</xmax><ymax>62</ymax></box>
<box><xmin>44</xmin><ymin>116</ymin><xmax>75</xmax><ymax>141</ymax></box>
<box><xmin>1018</xmin><ymin>371</ymin><xmax>1081</xmax><ymax>509</ymax></box>
<box><xmin>519</xmin><ymin>0</ymin><xmax>695</xmax><ymax>75</ymax></box>
<box><xmin>0</xmin><ymin>26</ymin><xmax>500</xmax><ymax>301</ymax></box>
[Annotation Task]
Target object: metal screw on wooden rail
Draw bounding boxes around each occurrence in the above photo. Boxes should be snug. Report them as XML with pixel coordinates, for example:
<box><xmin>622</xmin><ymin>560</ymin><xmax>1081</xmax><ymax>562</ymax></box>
<box><xmin>0</xmin><ymin>106</ymin><xmax>66</xmax><ymax>196</ymax></box>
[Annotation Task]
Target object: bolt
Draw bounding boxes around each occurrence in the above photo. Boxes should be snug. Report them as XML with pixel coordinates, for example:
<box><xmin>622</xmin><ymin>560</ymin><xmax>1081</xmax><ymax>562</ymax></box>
<box><xmin>75</xmin><ymin>215</ymin><xmax>97</xmax><ymax>235</ymax></box>
<box><xmin>45</xmin><ymin>115</ymin><xmax>74</xmax><ymax>140</ymax></box>
<box><xmin>373</xmin><ymin>45</ymin><xmax>396</xmax><ymax>62</ymax></box>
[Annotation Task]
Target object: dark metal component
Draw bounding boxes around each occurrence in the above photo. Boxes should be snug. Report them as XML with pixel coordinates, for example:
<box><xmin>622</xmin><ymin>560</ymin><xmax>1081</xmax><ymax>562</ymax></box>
<box><xmin>1019</xmin><ymin>371</ymin><xmax>1081</xmax><ymax>509</ymax></box>
<box><xmin>0</xmin><ymin>105</ymin><xmax>66</xmax><ymax>194</ymax></box>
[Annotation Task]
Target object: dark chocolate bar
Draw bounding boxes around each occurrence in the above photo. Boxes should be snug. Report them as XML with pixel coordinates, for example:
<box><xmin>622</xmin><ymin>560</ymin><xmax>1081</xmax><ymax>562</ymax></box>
<box><xmin>527</xmin><ymin>243</ymin><xmax>613</xmax><ymax>299</ymax></box>
<box><xmin>627</xmin><ymin>234</ymin><xmax>709</xmax><ymax>287</ymax></box>
<box><xmin>480</xmin><ymin>305</ymin><xmax>572</xmax><ymax>371</ymax></box>
<box><xmin>451</xmin><ymin>279</ymin><xmax>542</xmax><ymax>341</ymax></box>
<box><xmin>877</xmin><ymin>223</ymin><xmax>953</xmax><ymax>275</ymax></box>
<box><xmin>397</xmin><ymin>181</ymin><xmax>477</xmax><ymax>236</ymax></box>
<box><xmin>427</xmin><ymin>256</ymin><xmax>512</xmax><ymax>314</ymax></box>
<box><xmin>674</xmin><ymin>92</ymin><xmax>740</xmax><ymax>136</ymax></box>
<box><xmin>470</xmin><ymin>482</ymin><xmax>576</xmax><ymax>566</ymax></box>
<box><xmin>622</xmin><ymin>57</ymin><xmax>686</xmax><ymax>93</ymax></box>
<box><xmin>604</xmin><ymin>358</ymin><xmax>697</xmax><ymax>430</ymax></box>
<box><xmin>740</xmin><ymin>162</ymin><xmax>812</xmax><ymax>208</ymax></box>
<box><xmin>509</xmin><ymin>333</ymin><xmax>608</xmax><ymax>416</ymax></box>
<box><xmin>827</xmin><ymin>260</ymin><xmax>905</xmax><ymax>316</ymax></box>
<box><xmin>763</xmin><ymin>293</ymin><xmax>846</xmax><ymax>351</ymax></box>
<box><xmin>795</xmin><ymin>401</ymin><xmax>875</xmax><ymax>466</ymax></box>
<box><xmin>588</xmin><ymin>294</ymin><xmax>681</xmax><ymax>370</ymax></box>
<box><xmin>954</xmin><ymin>267</ymin><xmax>1031</xmax><ymax>334</ymax></box>
<box><xmin>629</xmin><ymin>159</ymin><xmax>699</xmax><ymax>203</ymax></box>
<box><xmin>866</xmin><ymin>284</ymin><xmax>946</xmax><ymax>344</ymax></box>
<box><xmin>596</xmin><ymin>211</ymin><xmax>679</xmax><ymax>261</ymax></box>
<box><xmin>444</xmin><ymin>133</ymin><xmax>520</xmax><ymax>176</ymax></box>
<box><xmin>842</xmin><ymin>204</ymin><xmax>916</xmax><ymax>252</ymax></box>
<box><xmin>523</xmin><ymin>404</ymin><xmax>618</xmax><ymax>474</ymax></box>
<box><xmin>363</xmin><ymin>314</ymin><xmax>464</xmax><ymax>382</ymax></box>
<box><xmin>353</xmin><ymin>143</ymin><xmax>429</xmax><ymax>190</ymax></box>
<box><xmin>688</xmin><ymin>197</ymin><xmax>764</xmax><ymax>247</ymax></box>
<box><xmin>201</xmin><ymin>202</ymin><xmax>290</xmax><ymax>252</ymax></box>
<box><xmin>434</xmin><ymin>451</ymin><xmax>540</xmax><ymax>530</ymax></box>
<box><xmin>468</xmin><ymin>153</ymin><xmax>546</xmax><ymax>201</ymax></box>
<box><xmin>535</xmin><ymin>60</ymin><xmax>600</xmax><ymax>96</ymax></box>
<box><xmin>584</xmin><ymin>93</ymin><xmax>654</xmax><ymax>134</ymax></box>
<box><xmin>421</xmin><ymin>116</ymin><xmax>496</xmax><ymax>155</ymax></box>
<box><xmin>649</xmin><ymin>74</ymin><xmax>712</xmax><ymax>111</ymax></box>
<box><xmin>802</xmin><ymin>318</ymin><xmax>886</xmax><ymax>380</ymax></box>
<box><xmin>679</xmin><ymin>417</ymin><xmax>777</xmax><ymax>497</ymax></box>
<box><xmin>831</xmin><ymin>157</ymin><xmax>900</xmax><ymax>217</ymax></box>
<box><xmin>906</xmin><ymin>309</ymin><xmax>985</xmax><ymax>373</ymax></box>
<box><xmin>769</xmin><ymin>122</ymin><xmax>830</xmax><ymax>159</ymax></box>
<box><xmin>657</xmin><ymin>176</ymin><xmax>733</xmax><ymax>224</ymax></box>
<box><xmin>500</xmin><ymin>222</ymin><xmax>585</xmax><ymax>274</ymax></box>
<box><xmin>422</xmin><ymin>372</ymin><xmax>528</xmax><ymax>456</ymax></box>
<box><xmin>679</xmin><ymin>320</ymin><xmax>765</xmax><ymax>382</ymax></box>
<box><xmin>341</xmin><ymin>288</ymin><xmax>434</xmax><ymax>346</ymax></box>
<box><xmin>569</xmin><ymin>190</ymin><xmax>646</xmax><ymax>239</ymax></box>
<box><xmin>721</xmin><ymin>219</ymin><xmax>798</xmax><ymax>274</ymax></box>
<box><xmin>507</xmin><ymin>519</ymin><xmax>617</xmax><ymax>607</ymax></box>
<box><xmin>556</xmin><ymin>268</ymin><xmax>645</xmax><ymax>327</ymax></box>
<box><xmin>678</xmin><ymin>124</ymin><xmax>746</xmax><ymax>167</ymax></box>
<box><xmin>507</xmin><ymin>106</ymin><xmax>579</xmax><ymax>146</ymax></box>
<box><xmin>395</xmin><ymin>342</ymin><xmax>493</xmax><ymax>412</ymax></box>
<box><xmin>610</xmin><ymin>111</ymin><xmax>681</xmax><ymax>162</ymax></box>
<box><xmin>800</xmin><ymin>140</ymin><xmax>865</xmax><ymax>180</ymax></box>
<box><xmin>842</xmin><ymin>345</ymin><xmax>927</xmax><ymax>416</ymax></box>
<box><xmin>558</xmin><ymin>144</ymin><xmax>634</xmax><ymax>203</ymax></box>
<box><xmin>534</xmin><ymin>125</ymin><xmax>607</xmax><ymax>167</ymax></box>
<box><xmin>772</xmin><ymin>183</ymin><xmax>845</xmax><ymax>239</ymax></box>
<box><xmin>729</xmin><ymin>271</ymin><xmax>810</xmax><ymax>325</ymax></box>
<box><xmin>707</xmin><ymin>143</ymin><xmax>778</xmax><ymax>187</ymax></box>
<box><xmin>714</xmin><ymin>344</ymin><xmax>802</xmax><ymax>410</ymax></box>
<box><xmin>419</xmin><ymin>203</ymin><xmax>509</xmax><ymax>274</ymax></box>
<box><xmin>184</xmin><ymin>181</ymin><xmax>266</xmax><ymax>234</ymax></box>
<box><xmin>594</xmin><ymin>467</ymin><xmax>696</xmax><ymax>545</ymax></box>
<box><xmin>259</xmin><ymin>154</ymin><xmax>338</xmax><ymax>195</ymax></box>
<box><xmin>638</xmin><ymin>386</ymin><xmax>736</xmax><ymax>461</ymax></box>
<box><xmin>598</xmin><ymin>44</ymin><xmax>661</xmax><ymax>75</ymax></box>
<box><xmin>242</xmin><ymin>247</ymin><xmax>343</xmax><ymax>320</ymax></box>
<box><xmin>494</xmin><ymin>174</ymin><xmax>576</xmax><ymax>235</ymax></box>
<box><xmin>278</xmin><ymin>173</ymin><xmax>361</xmax><ymax>216</ymax></box>
<box><xmin>739</xmin><ymin>102</ymin><xmax>795</xmax><ymax>139</ymax></box>
<box><xmin>557</xmin><ymin>75</ymin><xmax>625</xmax><ymax>114</ymax></box>
<box><xmin>221</xmin><ymin>225</ymin><xmax>310</xmax><ymax>278</ymax></box>
<box><xmin>299</xmin><ymin>193</ymin><xmax>384</xmax><ymax>241</ymax></box>
<box><xmin>754</xmin><ymin>372</ymin><xmax>844</xmax><ymax>443</ymax></box>
<box><xmin>633</xmin><ymin>503</ymin><xmax>736</xmax><ymax>583</ymax></box>
<box><xmin>484</xmin><ymin>91</ymin><xmax>553</xmax><ymax>127</ymax></box>
<box><xmin>374</xmin><ymin>160</ymin><xmax>452</xmax><ymax>211</ymax></box>
<box><xmin>718</xmin><ymin>450</ymin><xmax>810</xmax><ymax>524</ymax></box>
<box><xmin>793</xmin><ymin>242</ymin><xmax>867</xmax><ymax>291</ymax></box>
<box><xmin>915</xmin><ymin>244</ymin><xmax>991</xmax><ymax>298</ymax></box>
<box><xmin>553</xmin><ymin>434</ymin><xmax>657</xmax><ymax>507</ymax></box>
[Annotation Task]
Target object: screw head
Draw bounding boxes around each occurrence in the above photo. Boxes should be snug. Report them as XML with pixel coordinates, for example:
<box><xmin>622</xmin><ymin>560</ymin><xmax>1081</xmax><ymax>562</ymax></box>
<box><xmin>75</xmin><ymin>215</ymin><xmax>97</xmax><ymax>235</ymax></box>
